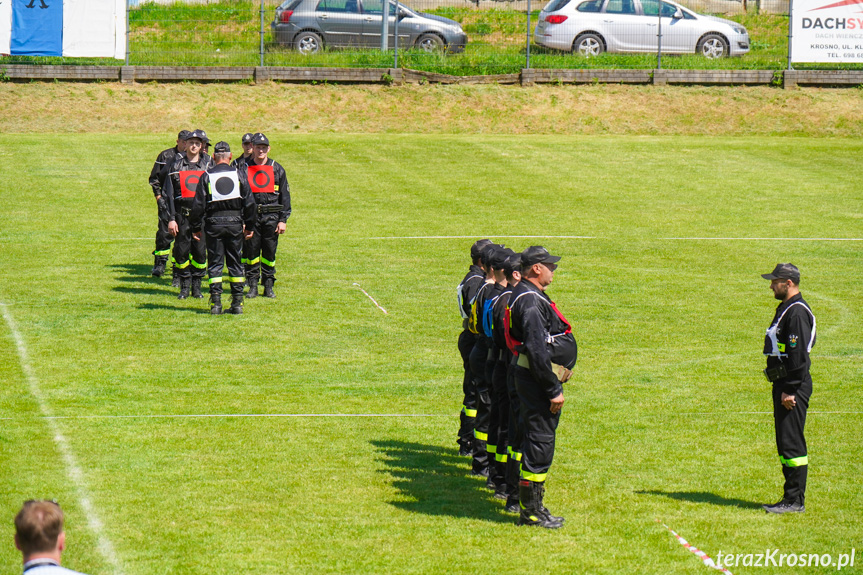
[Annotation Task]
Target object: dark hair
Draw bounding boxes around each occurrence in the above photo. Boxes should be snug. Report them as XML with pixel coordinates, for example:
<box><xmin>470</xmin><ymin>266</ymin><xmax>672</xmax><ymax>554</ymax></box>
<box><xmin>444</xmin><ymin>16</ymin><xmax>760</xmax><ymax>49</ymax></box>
<box><xmin>15</xmin><ymin>500</ymin><xmax>64</xmax><ymax>556</ymax></box>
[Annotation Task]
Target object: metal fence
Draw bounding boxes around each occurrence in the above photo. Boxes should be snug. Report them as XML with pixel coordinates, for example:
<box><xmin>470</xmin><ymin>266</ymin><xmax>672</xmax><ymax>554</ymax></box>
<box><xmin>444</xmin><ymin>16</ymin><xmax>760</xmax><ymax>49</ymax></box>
<box><xmin>5</xmin><ymin>0</ymin><xmax>855</xmax><ymax>74</ymax></box>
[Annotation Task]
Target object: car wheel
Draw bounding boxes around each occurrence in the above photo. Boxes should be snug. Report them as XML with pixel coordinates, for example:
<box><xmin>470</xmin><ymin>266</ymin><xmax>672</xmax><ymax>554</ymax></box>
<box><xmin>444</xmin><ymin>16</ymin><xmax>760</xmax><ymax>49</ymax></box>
<box><xmin>295</xmin><ymin>31</ymin><xmax>322</xmax><ymax>55</ymax></box>
<box><xmin>573</xmin><ymin>33</ymin><xmax>604</xmax><ymax>57</ymax></box>
<box><xmin>416</xmin><ymin>33</ymin><xmax>445</xmax><ymax>53</ymax></box>
<box><xmin>697</xmin><ymin>33</ymin><xmax>728</xmax><ymax>59</ymax></box>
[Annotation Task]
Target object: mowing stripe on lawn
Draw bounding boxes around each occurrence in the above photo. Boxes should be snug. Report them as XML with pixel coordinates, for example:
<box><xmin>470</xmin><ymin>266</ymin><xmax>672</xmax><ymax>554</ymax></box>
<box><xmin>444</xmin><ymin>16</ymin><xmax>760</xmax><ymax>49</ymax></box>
<box><xmin>0</xmin><ymin>302</ymin><xmax>123</xmax><ymax>575</ymax></box>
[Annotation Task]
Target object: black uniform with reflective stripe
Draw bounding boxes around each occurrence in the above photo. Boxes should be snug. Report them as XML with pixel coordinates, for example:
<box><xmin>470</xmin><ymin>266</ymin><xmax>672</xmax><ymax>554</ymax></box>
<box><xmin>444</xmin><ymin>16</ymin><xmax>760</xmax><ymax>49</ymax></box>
<box><xmin>244</xmin><ymin>158</ymin><xmax>291</xmax><ymax>223</ymax></box>
<box><xmin>764</xmin><ymin>293</ymin><xmax>815</xmax><ymax>395</ymax></box>
<box><xmin>162</xmin><ymin>153</ymin><xmax>213</xmax><ymax>221</ymax></box>
<box><xmin>188</xmin><ymin>164</ymin><xmax>257</xmax><ymax>233</ymax></box>
<box><xmin>149</xmin><ymin>146</ymin><xmax>180</xmax><ymax>197</ymax></box>
<box><xmin>507</xmin><ymin>280</ymin><xmax>577</xmax><ymax>400</ymax></box>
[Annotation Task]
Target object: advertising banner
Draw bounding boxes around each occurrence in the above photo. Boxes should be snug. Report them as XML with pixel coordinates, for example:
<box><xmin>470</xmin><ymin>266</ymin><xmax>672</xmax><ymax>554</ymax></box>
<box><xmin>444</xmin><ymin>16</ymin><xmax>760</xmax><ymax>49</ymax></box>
<box><xmin>791</xmin><ymin>0</ymin><xmax>863</xmax><ymax>62</ymax></box>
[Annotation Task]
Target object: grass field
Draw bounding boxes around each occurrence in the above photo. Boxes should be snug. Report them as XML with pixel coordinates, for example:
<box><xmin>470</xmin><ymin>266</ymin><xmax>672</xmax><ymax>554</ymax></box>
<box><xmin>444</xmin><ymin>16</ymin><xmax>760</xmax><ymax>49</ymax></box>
<box><xmin>1</xmin><ymin>127</ymin><xmax>861</xmax><ymax>574</ymax></box>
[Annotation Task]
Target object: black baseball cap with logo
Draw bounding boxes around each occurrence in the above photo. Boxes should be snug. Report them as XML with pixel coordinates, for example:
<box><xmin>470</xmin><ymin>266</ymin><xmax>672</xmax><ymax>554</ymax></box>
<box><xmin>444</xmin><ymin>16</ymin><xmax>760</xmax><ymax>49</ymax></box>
<box><xmin>214</xmin><ymin>141</ymin><xmax>231</xmax><ymax>154</ymax></box>
<box><xmin>490</xmin><ymin>247</ymin><xmax>514</xmax><ymax>270</ymax></box>
<box><xmin>761</xmin><ymin>263</ymin><xmax>800</xmax><ymax>282</ymax></box>
<box><xmin>251</xmin><ymin>133</ymin><xmax>270</xmax><ymax>146</ymax></box>
<box><xmin>521</xmin><ymin>246</ymin><xmax>562</xmax><ymax>268</ymax></box>
<box><xmin>241</xmin><ymin>133</ymin><xmax>254</xmax><ymax>144</ymax></box>
<box><xmin>185</xmin><ymin>129</ymin><xmax>205</xmax><ymax>142</ymax></box>
<box><xmin>178</xmin><ymin>130</ymin><xmax>191</xmax><ymax>140</ymax></box>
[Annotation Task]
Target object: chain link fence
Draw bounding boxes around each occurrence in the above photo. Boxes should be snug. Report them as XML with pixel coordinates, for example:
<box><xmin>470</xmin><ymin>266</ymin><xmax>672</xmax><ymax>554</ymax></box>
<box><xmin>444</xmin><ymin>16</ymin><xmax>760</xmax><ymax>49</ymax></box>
<box><xmin>3</xmin><ymin>0</ymin><xmax>858</xmax><ymax>73</ymax></box>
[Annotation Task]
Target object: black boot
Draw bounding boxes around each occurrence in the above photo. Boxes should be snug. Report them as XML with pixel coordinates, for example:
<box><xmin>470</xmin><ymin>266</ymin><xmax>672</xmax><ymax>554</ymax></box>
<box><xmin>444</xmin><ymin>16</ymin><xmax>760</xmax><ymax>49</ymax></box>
<box><xmin>151</xmin><ymin>255</ymin><xmax>168</xmax><ymax>277</ymax></box>
<box><xmin>177</xmin><ymin>278</ymin><xmax>190</xmax><ymax>300</ymax></box>
<box><xmin>263</xmin><ymin>278</ymin><xmax>275</xmax><ymax>298</ymax></box>
<box><xmin>471</xmin><ymin>439</ymin><xmax>489</xmax><ymax>477</ymax></box>
<box><xmin>505</xmin><ymin>456</ymin><xmax>520</xmax><ymax>510</ymax></box>
<box><xmin>457</xmin><ymin>436</ymin><xmax>473</xmax><ymax>457</ymax></box>
<box><xmin>246</xmin><ymin>278</ymin><xmax>258</xmax><ymax>299</ymax></box>
<box><xmin>517</xmin><ymin>480</ymin><xmax>563</xmax><ymax>528</ymax></box>
<box><xmin>191</xmin><ymin>277</ymin><xmax>204</xmax><ymax>299</ymax></box>
<box><xmin>209</xmin><ymin>294</ymin><xmax>222</xmax><ymax>315</ymax></box>
<box><xmin>229</xmin><ymin>294</ymin><xmax>244</xmax><ymax>315</ymax></box>
<box><xmin>171</xmin><ymin>267</ymin><xmax>180</xmax><ymax>288</ymax></box>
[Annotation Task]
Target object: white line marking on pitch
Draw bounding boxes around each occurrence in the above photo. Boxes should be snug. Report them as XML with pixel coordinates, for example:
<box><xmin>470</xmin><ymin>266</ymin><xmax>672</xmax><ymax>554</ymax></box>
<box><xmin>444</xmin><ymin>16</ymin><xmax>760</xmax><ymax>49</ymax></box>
<box><xmin>352</xmin><ymin>282</ymin><xmax>388</xmax><ymax>314</ymax></box>
<box><xmin>660</xmin><ymin>521</ymin><xmax>732</xmax><ymax>574</ymax></box>
<box><xmin>0</xmin><ymin>302</ymin><xmax>123</xmax><ymax>575</ymax></box>
<box><xmin>661</xmin><ymin>237</ymin><xmax>863</xmax><ymax>241</ymax></box>
<box><xmin>366</xmin><ymin>235</ymin><xmax>863</xmax><ymax>241</ymax></box>
<box><xmin>366</xmin><ymin>235</ymin><xmax>596</xmax><ymax>240</ymax></box>
<box><xmin>7</xmin><ymin>413</ymin><xmax>450</xmax><ymax>420</ymax></box>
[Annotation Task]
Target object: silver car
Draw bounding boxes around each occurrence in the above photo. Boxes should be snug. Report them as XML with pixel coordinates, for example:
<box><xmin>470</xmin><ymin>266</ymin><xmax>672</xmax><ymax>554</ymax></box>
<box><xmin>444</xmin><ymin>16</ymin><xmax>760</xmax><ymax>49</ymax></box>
<box><xmin>272</xmin><ymin>0</ymin><xmax>468</xmax><ymax>54</ymax></box>
<box><xmin>534</xmin><ymin>0</ymin><xmax>749</xmax><ymax>58</ymax></box>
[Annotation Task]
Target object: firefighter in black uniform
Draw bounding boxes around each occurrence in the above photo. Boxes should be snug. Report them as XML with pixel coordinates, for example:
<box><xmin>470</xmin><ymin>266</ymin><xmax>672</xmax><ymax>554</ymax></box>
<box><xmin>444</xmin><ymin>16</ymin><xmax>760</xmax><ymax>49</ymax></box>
<box><xmin>148</xmin><ymin>130</ymin><xmax>189</xmax><ymax>277</ymax></box>
<box><xmin>506</xmin><ymin>246</ymin><xmax>577</xmax><ymax>529</ymax></box>
<box><xmin>761</xmin><ymin>263</ymin><xmax>816</xmax><ymax>514</ymax></box>
<box><xmin>456</xmin><ymin>239</ymin><xmax>493</xmax><ymax>456</ymax></box>
<box><xmin>162</xmin><ymin>129</ymin><xmax>213</xmax><ymax>300</ymax></box>
<box><xmin>231</xmin><ymin>133</ymin><xmax>254</xmax><ymax>170</ymax></box>
<box><xmin>189</xmin><ymin>142</ymin><xmax>257</xmax><ymax>315</ymax></box>
<box><xmin>494</xmin><ymin>251</ymin><xmax>522</xmax><ymax>513</ymax></box>
<box><xmin>467</xmin><ymin>243</ymin><xmax>501</xmax><ymax>478</ymax></box>
<box><xmin>484</xmin><ymin>247</ymin><xmax>515</xmax><ymax>499</ymax></box>
<box><xmin>242</xmin><ymin>133</ymin><xmax>291</xmax><ymax>299</ymax></box>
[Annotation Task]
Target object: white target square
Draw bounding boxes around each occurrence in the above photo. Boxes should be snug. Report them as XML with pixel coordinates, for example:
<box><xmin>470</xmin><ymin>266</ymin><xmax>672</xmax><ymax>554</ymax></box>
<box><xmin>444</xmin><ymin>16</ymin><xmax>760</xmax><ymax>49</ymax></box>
<box><xmin>209</xmin><ymin>172</ymin><xmax>242</xmax><ymax>202</ymax></box>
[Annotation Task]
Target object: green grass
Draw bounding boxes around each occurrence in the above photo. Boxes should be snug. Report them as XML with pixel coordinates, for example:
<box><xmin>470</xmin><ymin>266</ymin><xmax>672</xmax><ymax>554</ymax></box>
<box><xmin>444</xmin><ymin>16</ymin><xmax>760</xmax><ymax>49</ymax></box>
<box><xmin>1</xmin><ymin>134</ymin><xmax>862</xmax><ymax>574</ymax></box>
<box><xmin>3</xmin><ymin>1</ymin><xmax>862</xmax><ymax>73</ymax></box>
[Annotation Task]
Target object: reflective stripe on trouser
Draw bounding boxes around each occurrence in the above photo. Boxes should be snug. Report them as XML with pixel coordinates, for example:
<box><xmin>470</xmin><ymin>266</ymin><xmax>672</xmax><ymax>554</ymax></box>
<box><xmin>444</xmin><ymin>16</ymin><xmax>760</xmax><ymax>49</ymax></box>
<box><xmin>458</xmin><ymin>329</ymin><xmax>479</xmax><ymax>444</ymax></box>
<box><xmin>773</xmin><ymin>378</ymin><xmax>811</xmax><ymax>502</ymax></box>
<box><xmin>469</xmin><ymin>336</ymin><xmax>491</xmax><ymax>474</ymax></box>
<box><xmin>515</xmin><ymin>364</ymin><xmax>560</xmax><ymax>483</ymax></box>
<box><xmin>172</xmin><ymin>211</ymin><xmax>207</xmax><ymax>280</ymax></box>
<box><xmin>243</xmin><ymin>212</ymin><xmax>279</xmax><ymax>282</ymax></box>
<box><xmin>204</xmin><ymin>218</ymin><xmax>245</xmax><ymax>298</ymax></box>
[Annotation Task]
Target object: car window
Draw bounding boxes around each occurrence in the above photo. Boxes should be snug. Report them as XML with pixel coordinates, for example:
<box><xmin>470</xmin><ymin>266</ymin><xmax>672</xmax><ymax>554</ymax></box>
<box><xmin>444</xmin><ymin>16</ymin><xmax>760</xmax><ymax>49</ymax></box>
<box><xmin>362</xmin><ymin>0</ymin><xmax>396</xmax><ymax>15</ymax></box>
<box><xmin>641</xmin><ymin>0</ymin><xmax>680</xmax><ymax>16</ymax></box>
<box><xmin>544</xmin><ymin>0</ymin><xmax>572</xmax><ymax>11</ymax></box>
<box><xmin>604</xmin><ymin>0</ymin><xmax>636</xmax><ymax>14</ymax></box>
<box><xmin>576</xmin><ymin>0</ymin><xmax>602</xmax><ymax>11</ymax></box>
<box><xmin>317</xmin><ymin>0</ymin><xmax>359</xmax><ymax>11</ymax></box>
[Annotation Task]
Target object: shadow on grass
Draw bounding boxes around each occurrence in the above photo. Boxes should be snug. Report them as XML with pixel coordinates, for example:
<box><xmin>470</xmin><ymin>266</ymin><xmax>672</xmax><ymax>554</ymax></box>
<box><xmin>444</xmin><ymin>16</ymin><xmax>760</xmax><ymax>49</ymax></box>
<box><xmin>109</xmin><ymin>263</ymin><xmax>177</xmax><ymax>295</ymax></box>
<box><xmin>635</xmin><ymin>490</ymin><xmax>762</xmax><ymax>509</ymax></box>
<box><xmin>371</xmin><ymin>439</ymin><xmax>513</xmax><ymax>523</ymax></box>
<box><xmin>138</xmin><ymin>302</ymin><xmax>209</xmax><ymax>315</ymax></box>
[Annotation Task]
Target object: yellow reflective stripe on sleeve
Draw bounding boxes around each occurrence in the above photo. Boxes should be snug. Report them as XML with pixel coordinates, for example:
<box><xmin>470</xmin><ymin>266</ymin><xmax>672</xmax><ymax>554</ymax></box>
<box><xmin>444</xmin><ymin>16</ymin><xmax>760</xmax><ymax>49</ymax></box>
<box><xmin>780</xmin><ymin>455</ymin><xmax>808</xmax><ymax>467</ymax></box>
<box><xmin>473</xmin><ymin>430</ymin><xmax>488</xmax><ymax>441</ymax></box>
<box><xmin>208</xmin><ymin>277</ymin><xmax>223</xmax><ymax>284</ymax></box>
<box><xmin>229</xmin><ymin>277</ymin><xmax>245</xmax><ymax>283</ymax></box>
<box><xmin>261</xmin><ymin>256</ymin><xmax>276</xmax><ymax>267</ymax></box>
<box><xmin>190</xmin><ymin>256</ymin><xmax>207</xmax><ymax>269</ymax></box>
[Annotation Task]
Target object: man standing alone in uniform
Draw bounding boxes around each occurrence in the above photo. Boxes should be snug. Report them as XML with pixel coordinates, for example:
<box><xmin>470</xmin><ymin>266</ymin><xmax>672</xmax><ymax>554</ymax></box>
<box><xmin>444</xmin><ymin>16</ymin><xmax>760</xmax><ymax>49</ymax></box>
<box><xmin>148</xmin><ymin>130</ymin><xmax>188</xmax><ymax>277</ymax></box>
<box><xmin>761</xmin><ymin>263</ymin><xmax>816</xmax><ymax>514</ymax></box>
<box><xmin>507</xmin><ymin>246</ymin><xmax>577</xmax><ymax>528</ymax></box>
<box><xmin>242</xmin><ymin>133</ymin><xmax>291</xmax><ymax>299</ymax></box>
<box><xmin>190</xmin><ymin>142</ymin><xmax>257</xmax><ymax>315</ymax></box>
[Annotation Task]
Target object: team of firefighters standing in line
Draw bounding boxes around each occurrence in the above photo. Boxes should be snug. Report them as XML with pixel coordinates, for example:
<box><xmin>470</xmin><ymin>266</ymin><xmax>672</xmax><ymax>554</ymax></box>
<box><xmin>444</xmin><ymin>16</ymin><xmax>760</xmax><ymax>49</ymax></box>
<box><xmin>147</xmin><ymin>130</ymin><xmax>291</xmax><ymax>314</ymax></box>
<box><xmin>457</xmin><ymin>240</ymin><xmax>578</xmax><ymax>528</ymax></box>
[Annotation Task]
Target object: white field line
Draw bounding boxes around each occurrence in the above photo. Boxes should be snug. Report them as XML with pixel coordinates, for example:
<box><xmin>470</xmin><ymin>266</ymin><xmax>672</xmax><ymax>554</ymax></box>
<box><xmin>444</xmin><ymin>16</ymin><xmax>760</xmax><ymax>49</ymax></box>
<box><xmin>365</xmin><ymin>235</ymin><xmax>863</xmax><ymax>241</ymax></box>
<box><xmin>0</xmin><ymin>303</ymin><xmax>122</xmax><ymax>575</ymax></box>
<box><xmin>352</xmin><ymin>282</ymin><xmax>388</xmax><ymax>314</ymax></box>
<box><xmin>0</xmin><ymin>413</ymin><xmax>451</xmax><ymax>421</ymax></box>
<box><xmin>672</xmin><ymin>411</ymin><xmax>862</xmax><ymax>415</ymax></box>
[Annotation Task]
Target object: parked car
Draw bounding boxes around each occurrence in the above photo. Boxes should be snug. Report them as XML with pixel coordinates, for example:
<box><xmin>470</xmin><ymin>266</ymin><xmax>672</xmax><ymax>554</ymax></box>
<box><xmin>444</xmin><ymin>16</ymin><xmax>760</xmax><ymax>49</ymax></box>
<box><xmin>272</xmin><ymin>0</ymin><xmax>468</xmax><ymax>54</ymax></box>
<box><xmin>534</xmin><ymin>0</ymin><xmax>749</xmax><ymax>58</ymax></box>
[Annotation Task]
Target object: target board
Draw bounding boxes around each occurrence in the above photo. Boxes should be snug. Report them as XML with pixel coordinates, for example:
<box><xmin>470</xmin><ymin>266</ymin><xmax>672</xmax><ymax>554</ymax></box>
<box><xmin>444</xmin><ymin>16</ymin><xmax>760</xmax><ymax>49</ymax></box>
<box><xmin>209</xmin><ymin>172</ymin><xmax>242</xmax><ymax>202</ymax></box>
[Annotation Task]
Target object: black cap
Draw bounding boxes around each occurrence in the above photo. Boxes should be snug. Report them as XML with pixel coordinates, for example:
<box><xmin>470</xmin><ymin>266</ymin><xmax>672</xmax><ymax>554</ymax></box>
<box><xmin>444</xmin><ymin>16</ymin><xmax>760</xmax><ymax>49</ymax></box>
<box><xmin>242</xmin><ymin>133</ymin><xmax>254</xmax><ymax>144</ymax></box>
<box><xmin>480</xmin><ymin>243</ymin><xmax>504</xmax><ymax>269</ymax></box>
<box><xmin>197</xmin><ymin>129</ymin><xmax>210</xmax><ymax>143</ymax></box>
<box><xmin>178</xmin><ymin>130</ymin><xmax>191</xmax><ymax>140</ymax></box>
<box><xmin>761</xmin><ymin>263</ymin><xmax>800</xmax><ymax>282</ymax></box>
<box><xmin>502</xmin><ymin>252</ymin><xmax>522</xmax><ymax>276</ymax></box>
<box><xmin>470</xmin><ymin>239</ymin><xmax>493</xmax><ymax>261</ymax></box>
<box><xmin>521</xmin><ymin>246</ymin><xmax>562</xmax><ymax>269</ymax></box>
<box><xmin>214</xmin><ymin>141</ymin><xmax>231</xmax><ymax>154</ymax></box>
<box><xmin>490</xmin><ymin>247</ymin><xmax>514</xmax><ymax>270</ymax></box>
<box><xmin>251</xmin><ymin>132</ymin><xmax>270</xmax><ymax>146</ymax></box>
<box><xmin>185</xmin><ymin>129</ymin><xmax>205</xmax><ymax>142</ymax></box>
